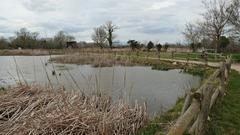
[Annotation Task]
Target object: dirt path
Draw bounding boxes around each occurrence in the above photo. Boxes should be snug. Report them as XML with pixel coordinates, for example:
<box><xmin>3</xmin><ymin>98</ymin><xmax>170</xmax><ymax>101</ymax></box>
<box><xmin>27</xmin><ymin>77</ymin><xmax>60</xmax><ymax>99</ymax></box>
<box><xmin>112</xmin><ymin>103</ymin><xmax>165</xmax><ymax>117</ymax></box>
<box><xmin>169</xmin><ymin>59</ymin><xmax>240</xmax><ymax>73</ymax></box>
<box><xmin>164</xmin><ymin>58</ymin><xmax>240</xmax><ymax>73</ymax></box>
<box><xmin>231</xmin><ymin>64</ymin><xmax>240</xmax><ymax>73</ymax></box>
<box><xmin>140</xmin><ymin>56</ymin><xmax>240</xmax><ymax>73</ymax></box>
<box><xmin>116</xmin><ymin>54</ymin><xmax>240</xmax><ymax>73</ymax></box>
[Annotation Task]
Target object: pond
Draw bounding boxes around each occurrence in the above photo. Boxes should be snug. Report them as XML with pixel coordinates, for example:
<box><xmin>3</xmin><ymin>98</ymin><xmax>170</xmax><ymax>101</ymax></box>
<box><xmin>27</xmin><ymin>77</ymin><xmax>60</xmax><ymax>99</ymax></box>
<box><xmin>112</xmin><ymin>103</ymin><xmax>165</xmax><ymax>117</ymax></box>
<box><xmin>0</xmin><ymin>56</ymin><xmax>201</xmax><ymax>117</ymax></box>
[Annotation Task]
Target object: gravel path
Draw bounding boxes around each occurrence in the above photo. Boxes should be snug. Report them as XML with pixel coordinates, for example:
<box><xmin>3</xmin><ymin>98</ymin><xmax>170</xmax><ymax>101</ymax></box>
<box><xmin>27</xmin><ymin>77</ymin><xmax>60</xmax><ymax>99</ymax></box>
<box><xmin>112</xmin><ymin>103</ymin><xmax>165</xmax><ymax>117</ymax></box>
<box><xmin>140</xmin><ymin>56</ymin><xmax>240</xmax><ymax>73</ymax></box>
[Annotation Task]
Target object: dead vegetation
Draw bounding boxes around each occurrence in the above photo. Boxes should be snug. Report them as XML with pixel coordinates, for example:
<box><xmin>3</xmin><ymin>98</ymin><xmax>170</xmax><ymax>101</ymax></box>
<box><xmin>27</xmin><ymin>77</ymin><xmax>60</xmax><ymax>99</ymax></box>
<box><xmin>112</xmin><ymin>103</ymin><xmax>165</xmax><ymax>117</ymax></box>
<box><xmin>51</xmin><ymin>53</ymin><xmax>136</xmax><ymax>67</ymax></box>
<box><xmin>0</xmin><ymin>85</ymin><xmax>147</xmax><ymax>135</ymax></box>
<box><xmin>50</xmin><ymin>52</ymin><xmax>184</xmax><ymax>71</ymax></box>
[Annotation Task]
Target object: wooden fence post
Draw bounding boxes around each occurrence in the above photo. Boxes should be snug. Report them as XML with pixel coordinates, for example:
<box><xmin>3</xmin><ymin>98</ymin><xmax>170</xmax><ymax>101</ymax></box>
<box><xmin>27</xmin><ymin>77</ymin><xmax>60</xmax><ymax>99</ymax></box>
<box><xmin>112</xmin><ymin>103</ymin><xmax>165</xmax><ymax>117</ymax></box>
<box><xmin>189</xmin><ymin>84</ymin><xmax>215</xmax><ymax>135</ymax></box>
<box><xmin>219</xmin><ymin>62</ymin><xmax>226</xmax><ymax>98</ymax></box>
<box><xmin>167</xmin><ymin>58</ymin><xmax>231</xmax><ymax>135</ymax></box>
<box><xmin>167</xmin><ymin>99</ymin><xmax>201</xmax><ymax>135</ymax></box>
<box><xmin>210</xmin><ymin>86</ymin><xmax>221</xmax><ymax>109</ymax></box>
<box><xmin>181</xmin><ymin>92</ymin><xmax>193</xmax><ymax>115</ymax></box>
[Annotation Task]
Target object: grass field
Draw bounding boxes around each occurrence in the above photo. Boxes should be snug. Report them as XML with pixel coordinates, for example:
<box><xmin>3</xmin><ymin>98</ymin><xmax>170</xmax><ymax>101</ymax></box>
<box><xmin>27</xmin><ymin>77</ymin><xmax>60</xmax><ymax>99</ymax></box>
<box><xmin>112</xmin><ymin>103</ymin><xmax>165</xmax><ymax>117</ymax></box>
<box><xmin>231</xmin><ymin>53</ymin><xmax>240</xmax><ymax>62</ymax></box>
<box><xmin>116</xmin><ymin>51</ymin><xmax>227</xmax><ymax>62</ymax></box>
<box><xmin>207</xmin><ymin>70</ymin><xmax>240</xmax><ymax>135</ymax></box>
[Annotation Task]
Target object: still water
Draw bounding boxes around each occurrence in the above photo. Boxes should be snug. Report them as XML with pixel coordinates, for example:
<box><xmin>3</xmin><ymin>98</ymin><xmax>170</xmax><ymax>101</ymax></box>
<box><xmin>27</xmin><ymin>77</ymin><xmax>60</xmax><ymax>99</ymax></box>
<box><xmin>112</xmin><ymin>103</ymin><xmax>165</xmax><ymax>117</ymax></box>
<box><xmin>0</xmin><ymin>56</ymin><xmax>201</xmax><ymax>116</ymax></box>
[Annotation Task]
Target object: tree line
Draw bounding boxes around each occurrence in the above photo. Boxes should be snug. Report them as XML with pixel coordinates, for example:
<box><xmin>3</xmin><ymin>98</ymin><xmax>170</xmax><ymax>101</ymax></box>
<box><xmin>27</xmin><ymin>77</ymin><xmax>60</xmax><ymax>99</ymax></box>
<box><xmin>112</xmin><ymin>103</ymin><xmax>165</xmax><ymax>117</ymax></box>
<box><xmin>183</xmin><ymin>0</ymin><xmax>240</xmax><ymax>53</ymax></box>
<box><xmin>0</xmin><ymin>28</ymin><xmax>75</xmax><ymax>49</ymax></box>
<box><xmin>1</xmin><ymin>0</ymin><xmax>240</xmax><ymax>52</ymax></box>
<box><xmin>127</xmin><ymin>40</ymin><xmax>170</xmax><ymax>52</ymax></box>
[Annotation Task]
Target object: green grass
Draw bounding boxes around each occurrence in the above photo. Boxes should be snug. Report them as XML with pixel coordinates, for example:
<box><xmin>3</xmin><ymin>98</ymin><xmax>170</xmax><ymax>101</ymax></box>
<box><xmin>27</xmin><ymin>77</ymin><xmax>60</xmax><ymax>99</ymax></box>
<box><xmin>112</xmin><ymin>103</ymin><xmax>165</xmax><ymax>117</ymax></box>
<box><xmin>137</xmin><ymin>98</ymin><xmax>184</xmax><ymax>135</ymax></box>
<box><xmin>231</xmin><ymin>53</ymin><xmax>240</xmax><ymax>63</ymax></box>
<box><xmin>207</xmin><ymin>70</ymin><xmax>240</xmax><ymax>135</ymax></box>
<box><xmin>118</xmin><ymin>51</ymin><xmax>225</xmax><ymax>63</ymax></box>
<box><xmin>183</xmin><ymin>67</ymin><xmax>215</xmax><ymax>78</ymax></box>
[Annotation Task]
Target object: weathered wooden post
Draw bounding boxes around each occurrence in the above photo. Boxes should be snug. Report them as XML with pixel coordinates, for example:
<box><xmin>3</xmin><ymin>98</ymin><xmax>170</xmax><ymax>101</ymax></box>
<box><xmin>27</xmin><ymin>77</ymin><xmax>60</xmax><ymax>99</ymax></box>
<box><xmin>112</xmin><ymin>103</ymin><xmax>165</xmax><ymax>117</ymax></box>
<box><xmin>210</xmin><ymin>86</ymin><xmax>221</xmax><ymax>109</ymax></box>
<box><xmin>219</xmin><ymin>62</ymin><xmax>226</xmax><ymax>98</ymax></box>
<box><xmin>167</xmin><ymin>56</ymin><xmax>233</xmax><ymax>135</ymax></box>
<box><xmin>167</xmin><ymin>97</ymin><xmax>201</xmax><ymax>135</ymax></box>
<box><xmin>189</xmin><ymin>84</ymin><xmax>215</xmax><ymax>135</ymax></box>
<box><xmin>181</xmin><ymin>92</ymin><xmax>193</xmax><ymax>115</ymax></box>
<box><xmin>225</xmin><ymin>57</ymin><xmax>231</xmax><ymax>80</ymax></box>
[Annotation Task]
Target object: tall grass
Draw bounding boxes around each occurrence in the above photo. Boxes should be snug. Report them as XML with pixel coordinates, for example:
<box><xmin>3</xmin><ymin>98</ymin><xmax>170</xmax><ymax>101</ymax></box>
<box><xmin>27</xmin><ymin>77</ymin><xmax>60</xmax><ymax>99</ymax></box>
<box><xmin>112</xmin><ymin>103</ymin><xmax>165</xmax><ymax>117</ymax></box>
<box><xmin>0</xmin><ymin>85</ymin><xmax>148</xmax><ymax>135</ymax></box>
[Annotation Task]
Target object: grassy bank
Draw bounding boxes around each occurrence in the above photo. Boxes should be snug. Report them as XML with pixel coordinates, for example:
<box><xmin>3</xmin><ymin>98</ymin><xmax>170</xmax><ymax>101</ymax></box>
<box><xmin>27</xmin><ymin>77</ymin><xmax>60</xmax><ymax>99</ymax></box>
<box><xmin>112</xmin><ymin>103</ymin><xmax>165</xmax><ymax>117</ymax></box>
<box><xmin>207</xmin><ymin>70</ymin><xmax>240</xmax><ymax>135</ymax></box>
<box><xmin>52</xmin><ymin>52</ymin><xmax>211</xmax><ymax>72</ymax></box>
<box><xmin>231</xmin><ymin>53</ymin><xmax>240</xmax><ymax>63</ymax></box>
<box><xmin>116</xmin><ymin>51</ymin><xmax>226</xmax><ymax>62</ymax></box>
<box><xmin>137</xmin><ymin>98</ymin><xmax>184</xmax><ymax>135</ymax></box>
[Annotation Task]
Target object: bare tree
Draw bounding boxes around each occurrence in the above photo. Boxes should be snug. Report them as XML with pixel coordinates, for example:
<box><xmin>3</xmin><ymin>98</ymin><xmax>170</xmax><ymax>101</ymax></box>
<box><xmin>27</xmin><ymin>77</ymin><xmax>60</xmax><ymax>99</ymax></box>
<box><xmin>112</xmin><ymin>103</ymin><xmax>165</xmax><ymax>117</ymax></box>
<box><xmin>104</xmin><ymin>21</ymin><xmax>118</xmax><ymax>48</ymax></box>
<box><xmin>229</xmin><ymin>0</ymin><xmax>240</xmax><ymax>33</ymax></box>
<box><xmin>54</xmin><ymin>31</ymin><xmax>75</xmax><ymax>49</ymax></box>
<box><xmin>183</xmin><ymin>23</ymin><xmax>201</xmax><ymax>52</ymax></box>
<box><xmin>199</xmin><ymin>0</ymin><xmax>235</xmax><ymax>53</ymax></box>
<box><xmin>13</xmin><ymin>28</ymin><xmax>40</xmax><ymax>49</ymax></box>
<box><xmin>91</xmin><ymin>26</ymin><xmax>107</xmax><ymax>48</ymax></box>
<box><xmin>0</xmin><ymin>37</ymin><xmax>9</xmax><ymax>49</ymax></box>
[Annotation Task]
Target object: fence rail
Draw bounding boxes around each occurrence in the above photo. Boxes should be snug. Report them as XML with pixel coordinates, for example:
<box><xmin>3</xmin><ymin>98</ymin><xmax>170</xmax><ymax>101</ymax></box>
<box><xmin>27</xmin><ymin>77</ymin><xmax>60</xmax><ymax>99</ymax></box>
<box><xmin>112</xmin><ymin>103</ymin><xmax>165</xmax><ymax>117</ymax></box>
<box><xmin>167</xmin><ymin>58</ymin><xmax>231</xmax><ymax>135</ymax></box>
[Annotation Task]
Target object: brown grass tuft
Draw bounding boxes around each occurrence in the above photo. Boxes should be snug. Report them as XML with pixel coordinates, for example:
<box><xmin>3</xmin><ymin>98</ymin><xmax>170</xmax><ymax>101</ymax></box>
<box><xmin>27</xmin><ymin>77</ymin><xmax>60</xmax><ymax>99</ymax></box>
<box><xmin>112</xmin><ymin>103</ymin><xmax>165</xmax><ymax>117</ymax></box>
<box><xmin>0</xmin><ymin>85</ymin><xmax>148</xmax><ymax>135</ymax></box>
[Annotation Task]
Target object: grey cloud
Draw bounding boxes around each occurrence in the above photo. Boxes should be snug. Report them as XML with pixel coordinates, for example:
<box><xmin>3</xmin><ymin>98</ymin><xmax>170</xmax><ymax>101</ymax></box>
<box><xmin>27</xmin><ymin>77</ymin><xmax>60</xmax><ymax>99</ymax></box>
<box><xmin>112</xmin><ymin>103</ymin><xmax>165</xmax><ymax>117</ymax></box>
<box><xmin>0</xmin><ymin>17</ymin><xmax>7</xmax><ymax>20</ymax></box>
<box><xmin>39</xmin><ymin>22</ymin><xmax>59</xmax><ymax>30</ymax></box>
<box><xmin>22</xmin><ymin>0</ymin><xmax>57</xmax><ymax>12</ymax></box>
<box><xmin>39</xmin><ymin>21</ymin><xmax>89</xmax><ymax>32</ymax></box>
<box><xmin>0</xmin><ymin>0</ymin><xmax>203</xmax><ymax>42</ymax></box>
<box><xmin>139</xmin><ymin>27</ymin><xmax>178</xmax><ymax>34</ymax></box>
<box><xmin>63</xmin><ymin>26</ymin><xmax>89</xmax><ymax>33</ymax></box>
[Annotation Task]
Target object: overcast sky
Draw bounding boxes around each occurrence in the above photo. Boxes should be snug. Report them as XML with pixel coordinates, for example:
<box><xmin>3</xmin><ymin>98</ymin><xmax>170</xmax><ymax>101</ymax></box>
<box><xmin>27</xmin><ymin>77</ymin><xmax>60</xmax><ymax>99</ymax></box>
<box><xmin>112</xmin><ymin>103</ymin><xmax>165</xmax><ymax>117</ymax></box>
<box><xmin>0</xmin><ymin>0</ymin><xmax>203</xmax><ymax>43</ymax></box>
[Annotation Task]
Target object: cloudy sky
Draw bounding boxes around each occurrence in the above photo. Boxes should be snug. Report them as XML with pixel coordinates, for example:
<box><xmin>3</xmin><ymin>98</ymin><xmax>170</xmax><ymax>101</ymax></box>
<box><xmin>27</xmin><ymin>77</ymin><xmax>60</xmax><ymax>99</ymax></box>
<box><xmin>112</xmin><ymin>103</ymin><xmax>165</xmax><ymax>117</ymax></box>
<box><xmin>0</xmin><ymin>0</ymin><xmax>203</xmax><ymax>43</ymax></box>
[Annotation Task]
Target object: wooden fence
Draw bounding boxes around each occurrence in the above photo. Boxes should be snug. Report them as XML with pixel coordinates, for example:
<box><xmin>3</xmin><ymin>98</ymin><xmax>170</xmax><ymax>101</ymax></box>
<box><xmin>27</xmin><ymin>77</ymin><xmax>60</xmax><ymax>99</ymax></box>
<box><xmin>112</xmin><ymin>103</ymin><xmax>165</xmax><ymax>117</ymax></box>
<box><xmin>167</xmin><ymin>58</ymin><xmax>231</xmax><ymax>135</ymax></box>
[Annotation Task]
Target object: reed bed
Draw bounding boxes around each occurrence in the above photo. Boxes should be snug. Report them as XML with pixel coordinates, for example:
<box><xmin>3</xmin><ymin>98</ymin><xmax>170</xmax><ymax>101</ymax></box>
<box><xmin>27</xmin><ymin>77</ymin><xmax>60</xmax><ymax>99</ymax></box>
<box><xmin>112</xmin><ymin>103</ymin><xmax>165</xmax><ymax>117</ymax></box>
<box><xmin>0</xmin><ymin>85</ymin><xmax>147</xmax><ymax>135</ymax></box>
<box><xmin>50</xmin><ymin>52</ymin><xmax>181</xmax><ymax>70</ymax></box>
<box><xmin>51</xmin><ymin>53</ymin><xmax>136</xmax><ymax>67</ymax></box>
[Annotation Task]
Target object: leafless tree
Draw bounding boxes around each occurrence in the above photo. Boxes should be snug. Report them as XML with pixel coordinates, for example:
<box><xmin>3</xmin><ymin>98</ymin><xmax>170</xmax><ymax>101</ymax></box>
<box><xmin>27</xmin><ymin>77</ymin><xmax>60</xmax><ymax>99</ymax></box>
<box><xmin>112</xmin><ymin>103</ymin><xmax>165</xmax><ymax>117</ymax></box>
<box><xmin>229</xmin><ymin>0</ymin><xmax>240</xmax><ymax>33</ymax></box>
<box><xmin>54</xmin><ymin>31</ymin><xmax>75</xmax><ymax>48</ymax></box>
<box><xmin>12</xmin><ymin>28</ymin><xmax>40</xmax><ymax>49</ymax></box>
<box><xmin>104</xmin><ymin>21</ymin><xmax>118</xmax><ymax>48</ymax></box>
<box><xmin>199</xmin><ymin>0</ymin><xmax>235</xmax><ymax>53</ymax></box>
<box><xmin>91</xmin><ymin>26</ymin><xmax>107</xmax><ymax>48</ymax></box>
<box><xmin>183</xmin><ymin>23</ymin><xmax>201</xmax><ymax>52</ymax></box>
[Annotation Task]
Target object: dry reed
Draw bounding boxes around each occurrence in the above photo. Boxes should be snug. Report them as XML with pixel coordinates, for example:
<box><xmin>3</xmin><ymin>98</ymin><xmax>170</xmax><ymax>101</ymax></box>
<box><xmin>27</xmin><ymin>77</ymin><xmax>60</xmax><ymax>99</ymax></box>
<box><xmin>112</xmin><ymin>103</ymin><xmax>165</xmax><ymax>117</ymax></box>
<box><xmin>0</xmin><ymin>85</ymin><xmax>147</xmax><ymax>135</ymax></box>
<box><xmin>51</xmin><ymin>53</ymin><xmax>135</xmax><ymax>67</ymax></box>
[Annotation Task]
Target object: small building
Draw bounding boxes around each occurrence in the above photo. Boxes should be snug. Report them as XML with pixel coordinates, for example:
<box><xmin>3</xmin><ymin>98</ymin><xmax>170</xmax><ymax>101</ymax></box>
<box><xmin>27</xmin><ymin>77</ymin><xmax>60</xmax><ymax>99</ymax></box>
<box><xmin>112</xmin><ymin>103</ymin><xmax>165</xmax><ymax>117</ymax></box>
<box><xmin>66</xmin><ymin>41</ymin><xmax>77</xmax><ymax>48</ymax></box>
